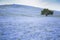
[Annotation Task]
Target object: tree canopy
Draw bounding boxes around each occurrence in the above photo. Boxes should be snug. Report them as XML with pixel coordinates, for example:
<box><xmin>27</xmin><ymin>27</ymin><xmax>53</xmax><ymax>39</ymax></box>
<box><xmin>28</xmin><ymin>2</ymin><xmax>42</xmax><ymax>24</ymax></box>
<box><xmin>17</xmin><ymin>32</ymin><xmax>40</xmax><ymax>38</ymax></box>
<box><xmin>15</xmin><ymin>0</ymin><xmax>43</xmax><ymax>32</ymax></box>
<box><xmin>41</xmin><ymin>9</ymin><xmax>54</xmax><ymax>16</ymax></box>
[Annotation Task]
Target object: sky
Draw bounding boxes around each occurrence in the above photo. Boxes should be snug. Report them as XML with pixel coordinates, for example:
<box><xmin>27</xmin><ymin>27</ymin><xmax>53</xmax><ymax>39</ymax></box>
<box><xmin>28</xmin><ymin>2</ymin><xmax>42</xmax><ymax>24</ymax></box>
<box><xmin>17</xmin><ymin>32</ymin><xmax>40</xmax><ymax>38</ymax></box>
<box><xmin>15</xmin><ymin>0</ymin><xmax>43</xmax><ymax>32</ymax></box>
<box><xmin>0</xmin><ymin>0</ymin><xmax>60</xmax><ymax>11</ymax></box>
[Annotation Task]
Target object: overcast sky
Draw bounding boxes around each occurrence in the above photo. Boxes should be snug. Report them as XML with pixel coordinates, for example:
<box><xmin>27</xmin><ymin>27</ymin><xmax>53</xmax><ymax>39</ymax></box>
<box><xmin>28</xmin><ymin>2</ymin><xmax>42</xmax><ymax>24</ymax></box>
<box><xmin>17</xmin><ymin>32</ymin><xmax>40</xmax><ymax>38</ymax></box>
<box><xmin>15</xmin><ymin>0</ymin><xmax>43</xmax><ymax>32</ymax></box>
<box><xmin>0</xmin><ymin>0</ymin><xmax>60</xmax><ymax>11</ymax></box>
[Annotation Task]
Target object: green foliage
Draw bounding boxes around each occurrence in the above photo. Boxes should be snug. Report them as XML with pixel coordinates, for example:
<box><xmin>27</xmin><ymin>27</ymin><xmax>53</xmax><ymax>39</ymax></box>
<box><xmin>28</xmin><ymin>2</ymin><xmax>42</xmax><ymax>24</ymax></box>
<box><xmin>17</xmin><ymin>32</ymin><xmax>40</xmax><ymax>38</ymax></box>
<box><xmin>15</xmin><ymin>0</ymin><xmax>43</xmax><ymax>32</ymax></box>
<box><xmin>41</xmin><ymin>9</ymin><xmax>53</xmax><ymax>16</ymax></box>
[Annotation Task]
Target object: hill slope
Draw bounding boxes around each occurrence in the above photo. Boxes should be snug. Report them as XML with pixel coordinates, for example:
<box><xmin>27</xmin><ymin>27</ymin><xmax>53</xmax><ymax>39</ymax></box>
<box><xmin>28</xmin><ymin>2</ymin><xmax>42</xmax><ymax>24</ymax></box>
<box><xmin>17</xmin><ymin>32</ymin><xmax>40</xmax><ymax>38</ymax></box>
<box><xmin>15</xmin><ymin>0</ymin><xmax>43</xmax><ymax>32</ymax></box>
<box><xmin>0</xmin><ymin>4</ymin><xmax>60</xmax><ymax>16</ymax></box>
<box><xmin>0</xmin><ymin>4</ymin><xmax>42</xmax><ymax>16</ymax></box>
<box><xmin>0</xmin><ymin>4</ymin><xmax>60</xmax><ymax>40</ymax></box>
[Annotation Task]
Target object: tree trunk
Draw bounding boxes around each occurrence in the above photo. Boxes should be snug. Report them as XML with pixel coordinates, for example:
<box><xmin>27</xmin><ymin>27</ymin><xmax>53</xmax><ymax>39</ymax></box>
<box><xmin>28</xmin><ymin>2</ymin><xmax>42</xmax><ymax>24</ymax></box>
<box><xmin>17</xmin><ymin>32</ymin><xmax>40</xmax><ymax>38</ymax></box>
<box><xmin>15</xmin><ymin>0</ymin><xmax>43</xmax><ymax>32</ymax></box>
<box><xmin>46</xmin><ymin>14</ymin><xmax>48</xmax><ymax>16</ymax></box>
<box><xmin>45</xmin><ymin>13</ymin><xmax>48</xmax><ymax>16</ymax></box>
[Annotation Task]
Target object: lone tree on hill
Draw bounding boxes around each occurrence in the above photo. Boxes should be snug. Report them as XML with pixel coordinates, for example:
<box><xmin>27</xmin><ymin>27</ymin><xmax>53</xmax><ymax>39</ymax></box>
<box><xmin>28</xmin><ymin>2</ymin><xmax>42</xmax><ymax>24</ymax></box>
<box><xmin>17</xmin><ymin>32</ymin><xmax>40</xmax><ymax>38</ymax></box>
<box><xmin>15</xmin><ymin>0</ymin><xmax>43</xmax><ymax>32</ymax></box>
<box><xmin>41</xmin><ymin>9</ymin><xmax>54</xmax><ymax>16</ymax></box>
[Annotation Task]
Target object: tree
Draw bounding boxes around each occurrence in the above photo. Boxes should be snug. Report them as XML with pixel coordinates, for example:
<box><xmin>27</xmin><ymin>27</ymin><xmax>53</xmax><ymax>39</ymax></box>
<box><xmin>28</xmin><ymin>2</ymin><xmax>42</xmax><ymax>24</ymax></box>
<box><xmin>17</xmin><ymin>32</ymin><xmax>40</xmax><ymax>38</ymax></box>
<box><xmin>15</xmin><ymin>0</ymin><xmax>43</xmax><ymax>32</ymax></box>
<box><xmin>41</xmin><ymin>9</ymin><xmax>53</xmax><ymax>16</ymax></box>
